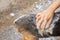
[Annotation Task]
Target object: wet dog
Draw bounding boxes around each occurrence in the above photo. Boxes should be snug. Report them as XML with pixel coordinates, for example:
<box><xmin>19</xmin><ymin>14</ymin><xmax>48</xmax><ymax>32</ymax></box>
<box><xmin>14</xmin><ymin>12</ymin><xmax>60</xmax><ymax>40</ymax></box>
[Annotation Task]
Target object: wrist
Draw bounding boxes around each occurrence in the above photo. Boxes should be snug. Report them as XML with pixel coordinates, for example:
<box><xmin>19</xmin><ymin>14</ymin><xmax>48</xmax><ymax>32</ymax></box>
<box><xmin>47</xmin><ymin>0</ymin><xmax>60</xmax><ymax>13</ymax></box>
<box><xmin>56</xmin><ymin>0</ymin><xmax>60</xmax><ymax>6</ymax></box>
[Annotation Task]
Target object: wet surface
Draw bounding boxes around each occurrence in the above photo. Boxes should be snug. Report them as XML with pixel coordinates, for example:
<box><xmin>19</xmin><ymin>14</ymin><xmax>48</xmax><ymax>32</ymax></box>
<box><xmin>0</xmin><ymin>0</ymin><xmax>38</xmax><ymax>32</ymax></box>
<box><xmin>0</xmin><ymin>0</ymin><xmax>55</xmax><ymax>32</ymax></box>
<box><xmin>0</xmin><ymin>0</ymin><xmax>60</xmax><ymax>40</ymax></box>
<box><xmin>0</xmin><ymin>25</ymin><xmax>23</xmax><ymax>40</ymax></box>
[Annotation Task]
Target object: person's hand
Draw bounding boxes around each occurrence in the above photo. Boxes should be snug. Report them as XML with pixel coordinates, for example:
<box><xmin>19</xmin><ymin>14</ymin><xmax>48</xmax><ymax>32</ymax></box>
<box><xmin>36</xmin><ymin>10</ymin><xmax>54</xmax><ymax>31</ymax></box>
<box><xmin>56</xmin><ymin>0</ymin><xmax>60</xmax><ymax>5</ymax></box>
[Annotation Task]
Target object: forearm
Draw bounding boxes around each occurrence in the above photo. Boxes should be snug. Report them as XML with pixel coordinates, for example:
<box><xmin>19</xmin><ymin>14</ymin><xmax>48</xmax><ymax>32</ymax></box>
<box><xmin>47</xmin><ymin>0</ymin><xmax>60</xmax><ymax>13</ymax></box>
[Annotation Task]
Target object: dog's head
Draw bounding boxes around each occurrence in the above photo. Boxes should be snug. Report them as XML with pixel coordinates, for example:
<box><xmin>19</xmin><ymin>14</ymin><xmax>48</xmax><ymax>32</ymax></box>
<box><xmin>14</xmin><ymin>12</ymin><xmax>60</xmax><ymax>38</ymax></box>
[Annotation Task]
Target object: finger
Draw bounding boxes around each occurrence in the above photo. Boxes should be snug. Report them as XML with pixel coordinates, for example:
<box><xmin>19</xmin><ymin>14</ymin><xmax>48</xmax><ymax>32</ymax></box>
<box><xmin>36</xmin><ymin>16</ymin><xmax>41</xmax><ymax>23</ymax></box>
<box><xmin>41</xmin><ymin>20</ymin><xmax>47</xmax><ymax>31</ymax></box>
<box><xmin>45</xmin><ymin>18</ymin><xmax>52</xmax><ymax>29</ymax></box>
<box><xmin>36</xmin><ymin>14</ymin><xmax>41</xmax><ymax>23</ymax></box>
<box><xmin>41</xmin><ymin>16</ymin><xmax>49</xmax><ymax>30</ymax></box>
<box><xmin>36</xmin><ymin>13</ymin><xmax>41</xmax><ymax>18</ymax></box>
<box><xmin>36</xmin><ymin>14</ymin><xmax>44</xmax><ymax>23</ymax></box>
<box><xmin>36</xmin><ymin>18</ymin><xmax>43</xmax><ymax>29</ymax></box>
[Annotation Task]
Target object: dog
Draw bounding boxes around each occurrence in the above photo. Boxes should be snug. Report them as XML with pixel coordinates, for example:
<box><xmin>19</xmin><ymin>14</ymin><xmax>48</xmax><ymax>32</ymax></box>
<box><xmin>14</xmin><ymin>12</ymin><xmax>60</xmax><ymax>40</ymax></box>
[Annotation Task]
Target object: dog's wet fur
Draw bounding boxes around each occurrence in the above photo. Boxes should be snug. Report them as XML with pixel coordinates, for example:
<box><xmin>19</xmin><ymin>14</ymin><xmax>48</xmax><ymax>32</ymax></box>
<box><xmin>14</xmin><ymin>12</ymin><xmax>60</xmax><ymax>40</ymax></box>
